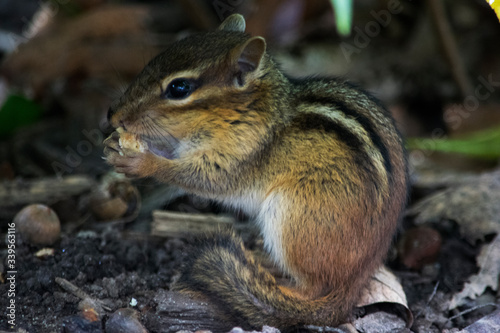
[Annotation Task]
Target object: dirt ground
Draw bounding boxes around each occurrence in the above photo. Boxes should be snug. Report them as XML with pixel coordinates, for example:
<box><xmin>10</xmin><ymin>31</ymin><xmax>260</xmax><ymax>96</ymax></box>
<box><xmin>0</xmin><ymin>199</ymin><xmax>497</xmax><ymax>332</ymax></box>
<box><xmin>0</xmin><ymin>224</ymin><xmax>186</xmax><ymax>332</ymax></box>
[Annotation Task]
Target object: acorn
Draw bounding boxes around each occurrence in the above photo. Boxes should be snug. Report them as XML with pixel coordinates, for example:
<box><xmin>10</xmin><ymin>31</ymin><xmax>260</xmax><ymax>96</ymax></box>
<box><xmin>89</xmin><ymin>173</ymin><xmax>140</xmax><ymax>222</ymax></box>
<box><xmin>14</xmin><ymin>204</ymin><xmax>61</xmax><ymax>246</ymax></box>
<box><xmin>90</xmin><ymin>194</ymin><xmax>129</xmax><ymax>221</ymax></box>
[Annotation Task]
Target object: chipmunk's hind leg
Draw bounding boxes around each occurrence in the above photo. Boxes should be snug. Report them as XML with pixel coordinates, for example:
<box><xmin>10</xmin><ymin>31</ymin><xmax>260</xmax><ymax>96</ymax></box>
<box><xmin>173</xmin><ymin>230</ymin><xmax>314</xmax><ymax>329</ymax></box>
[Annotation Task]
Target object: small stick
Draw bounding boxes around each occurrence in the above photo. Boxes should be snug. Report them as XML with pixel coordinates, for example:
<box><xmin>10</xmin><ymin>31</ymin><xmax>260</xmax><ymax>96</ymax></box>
<box><xmin>151</xmin><ymin>210</ymin><xmax>236</xmax><ymax>238</ymax></box>
<box><xmin>55</xmin><ymin>277</ymin><xmax>112</xmax><ymax>312</ymax></box>
<box><xmin>415</xmin><ymin>281</ymin><xmax>439</xmax><ymax>319</ymax></box>
<box><xmin>447</xmin><ymin>303</ymin><xmax>499</xmax><ymax>323</ymax></box>
<box><xmin>0</xmin><ymin>175</ymin><xmax>96</xmax><ymax>208</ymax></box>
<box><xmin>426</xmin><ymin>0</ymin><xmax>473</xmax><ymax>98</ymax></box>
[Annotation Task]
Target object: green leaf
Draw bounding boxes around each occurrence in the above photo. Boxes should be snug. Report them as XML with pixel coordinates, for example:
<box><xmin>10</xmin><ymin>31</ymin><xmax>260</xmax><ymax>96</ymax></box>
<box><xmin>407</xmin><ymin>126</ymin><xmax>500</xmax><ymax>160</ymax></box>
<box><xmin>0</xmin><ymin>94</ymin><xmax>43</xmax><ymax>137</ymax></box>
<box><xmin>329</xmin><ymin>0</ymin><xmax>353</xmax><ymax>36</ymax></box>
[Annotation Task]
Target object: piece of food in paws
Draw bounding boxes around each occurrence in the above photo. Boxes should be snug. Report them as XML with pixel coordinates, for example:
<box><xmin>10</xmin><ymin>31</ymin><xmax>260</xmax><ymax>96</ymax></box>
<box><xmin>116</xmin><ymin>127</ymin><xmax>148</xmax><ymax>152</ymax></box>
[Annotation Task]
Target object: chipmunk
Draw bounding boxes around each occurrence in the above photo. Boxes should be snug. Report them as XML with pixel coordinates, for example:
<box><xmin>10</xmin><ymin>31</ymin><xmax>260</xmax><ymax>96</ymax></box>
<box><xmin>104</xmin><ymin>14</ymin><xmax>408</xmax><ymax>330</ymax></box>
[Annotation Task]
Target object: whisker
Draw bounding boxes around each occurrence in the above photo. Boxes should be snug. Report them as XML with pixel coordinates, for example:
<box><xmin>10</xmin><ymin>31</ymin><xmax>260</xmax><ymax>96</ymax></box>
<box><xmin>144</xmin><ymin>116</ymin><xmax>165</xmax><ymax>140</ymax></box>
<box><xmin>147</xmin><ymin>116</ymin><xmax>178</xmax><ymax>144</ymax></box>
<box><xmin>142</xmin><ymin>118</ymin><xmax>160</xmax><ymax>140</ymax></box>
<box><xmin>147</xmin><ymin>115</ymin><xmax>191</xmax><ymax>154</ymax></box>
<box><xmin>144</xmin><ymin>116</ymin><xmax>177</xmax><ymax>151</ymax></box>
<box><xmin>138</xmin><ymin>118</ymin><xmax>150</xmax><ymax>139</ymax></box>
<box><xmin>106</xmin><ymin>59</ymin><xmax>129</xmax><ymax>96</ymax></box>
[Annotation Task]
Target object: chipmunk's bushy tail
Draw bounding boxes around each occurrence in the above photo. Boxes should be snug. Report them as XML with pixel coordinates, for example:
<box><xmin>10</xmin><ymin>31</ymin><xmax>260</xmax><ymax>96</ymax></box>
<box><xmin>173</xmin><ymin>230</ymin><xmax>352</xmax><ymax>330</ymax></box>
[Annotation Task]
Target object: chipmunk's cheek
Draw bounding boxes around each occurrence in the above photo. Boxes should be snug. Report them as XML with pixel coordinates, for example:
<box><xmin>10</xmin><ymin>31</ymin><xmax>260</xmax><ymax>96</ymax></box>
<box><xmin>145</xmin><ymin>139</ymin><xmax>180</xmax><ymax>160</ymax></box>
<box><xmin>148</xmin><ymin>145</ymin><xmax>177</xmax><ymax>159</ymax></box>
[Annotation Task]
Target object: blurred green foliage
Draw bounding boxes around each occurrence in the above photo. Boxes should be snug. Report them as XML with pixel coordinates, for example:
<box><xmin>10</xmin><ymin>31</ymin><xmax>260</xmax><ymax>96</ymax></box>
<box><xmin>330</xmin><ymin>0</ymin><xmax>353</xmax><ymax>36</ymax></box>
<box><xmin>407</xmin><ymin>127</ymin><xmax>500</xmax><ymax>160</ymax></box>
<box><xmin>0</xmin><ymin>94</ymin><xmax>42</xmax><ymax>138</ymax></box>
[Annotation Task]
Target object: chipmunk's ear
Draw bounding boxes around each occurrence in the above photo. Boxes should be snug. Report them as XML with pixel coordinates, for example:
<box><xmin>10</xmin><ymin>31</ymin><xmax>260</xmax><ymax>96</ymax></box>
<box><xmin>218</xmin><ymin>14</ymin><xmax>246</xmax><ymax>32</ymax></box>
<box><xmin>234</xmin><ymin>36</ymin><xmax>266</xmax><ymax>74</ymax></box>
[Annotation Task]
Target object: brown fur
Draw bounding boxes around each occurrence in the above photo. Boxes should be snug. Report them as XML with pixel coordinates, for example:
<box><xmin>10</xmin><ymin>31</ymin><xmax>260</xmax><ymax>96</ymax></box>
<box><xmin>104</xmin><ymin>14</ymin><xmax>408</xmax><ymax>330</ymax></box>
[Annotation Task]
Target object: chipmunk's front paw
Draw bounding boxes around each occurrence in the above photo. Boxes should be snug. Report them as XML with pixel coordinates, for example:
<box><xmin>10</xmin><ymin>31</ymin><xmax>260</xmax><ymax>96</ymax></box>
<box><xmin>103</xmin><ymin>131</ymin><xmax>158</xmax><ymax>178</ymax></box>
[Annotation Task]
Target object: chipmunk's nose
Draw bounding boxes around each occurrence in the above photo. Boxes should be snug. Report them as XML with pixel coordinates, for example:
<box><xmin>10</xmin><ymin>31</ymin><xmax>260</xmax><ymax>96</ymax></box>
<box><xmin>107</xmin><ymin>107</ymin><xmax>125</xmax><ymax>129</ymax></box>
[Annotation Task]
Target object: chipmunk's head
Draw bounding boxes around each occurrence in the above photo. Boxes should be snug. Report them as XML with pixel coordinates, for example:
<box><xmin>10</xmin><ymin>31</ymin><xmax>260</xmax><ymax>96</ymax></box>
<box><xmin>108</xmin><ymin>14</ymin><xmax>282</xmax><ymax>161</ymax></box>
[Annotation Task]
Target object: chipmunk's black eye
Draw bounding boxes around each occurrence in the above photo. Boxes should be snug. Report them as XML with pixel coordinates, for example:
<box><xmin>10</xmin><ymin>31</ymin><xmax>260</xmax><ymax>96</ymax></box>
<box><xmin>164</xmin><ymin>78</ymin><xmax>195</xmax><ymax>99</ymax></box>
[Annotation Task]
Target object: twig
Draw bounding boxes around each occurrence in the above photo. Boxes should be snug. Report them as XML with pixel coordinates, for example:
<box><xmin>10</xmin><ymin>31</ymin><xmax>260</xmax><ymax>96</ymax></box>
<box><xmin>426</xmin><ymin>0</ymin><xmax>473</xmax><ymax>98</ymax></box>
<box><xmin>415</xmin><ymin>281</ymin><xmax>440</xmax><ymax>319</ymax></box>
<box><xmin>0</xmin><ymin>175</ymin><xmax>96</xmax><ymax>212</ymax></box>
<box><xmin>151</xmin><ymin>210</ymin><xmax>236</xmax><ymax>238</ymax></box>
<box><xmin>55</xmin><ymin>277</ymin><xmax>112</xmax><ymax>312</ymax></box>
<box><xmin>447</xmin><ymin>303</ymin><xmax>499</xmax><ymax>323</ymax></box>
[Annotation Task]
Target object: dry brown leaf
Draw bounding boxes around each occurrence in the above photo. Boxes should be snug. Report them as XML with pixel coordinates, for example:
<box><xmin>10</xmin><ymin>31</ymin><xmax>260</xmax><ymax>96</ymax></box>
<box><xmin>449</xmin><ymin>234</ymin><xmax>500</xmax><ymax>310</ymax></box>
<box><xmin>357</xmin><ymin>266</ymin><xmax>408</xmax><ymax>307</ymax></box>
<box><xmin>355</xmin><ymin>266</ymin><xmax>413</xmax><ymax>328</ymax></box>
<box><xmin>408</xmin><ymin>170</ymin><xmax>500</xmax><ymax>243</ymax></box>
